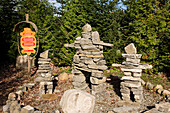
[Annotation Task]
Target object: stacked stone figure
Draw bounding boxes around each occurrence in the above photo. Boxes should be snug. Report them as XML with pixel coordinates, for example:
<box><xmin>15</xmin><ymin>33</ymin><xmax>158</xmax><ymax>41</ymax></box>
<box><xmin>112</xmin><ymin>43</ymin><xmax>152</xmax><ymax>103</ymax></box>
<box><xmin>36</xmin><ymin>50</ymin><xmax>53</xmax><ymax>95</ymax></box>
<box><xmin>65</xmin><ymin>24</ymin><xmax>113</xmax><ymax>94</ymax></box>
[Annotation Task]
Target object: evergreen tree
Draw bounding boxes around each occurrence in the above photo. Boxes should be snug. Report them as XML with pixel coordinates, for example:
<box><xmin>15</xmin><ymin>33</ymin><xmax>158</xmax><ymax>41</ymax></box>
<box><xmin>0</xmin><ymin>0</ymin><xmax>19</xmax><ymax>63</ymax></box>
<box><xmin>121</xmin><ymin>0</ymin><xmax>170</xmax><ymax>74</ymax></box>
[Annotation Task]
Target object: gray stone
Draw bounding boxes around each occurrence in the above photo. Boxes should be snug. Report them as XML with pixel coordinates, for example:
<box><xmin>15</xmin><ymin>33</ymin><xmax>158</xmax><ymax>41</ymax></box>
<box><xmin>155</xmin><ymin>102</ymin><xmax>170</xmax><ymax>112</ymax></box>
<box><xmin>125</xmin><ymin>43</ymin><xmax>137</xmax><ymax>54</ymax></box>
<box><xmin>20</xmin><ymin>105</ymin><xmax>34</xmax><ymax>113</ymax></box>
<box><xmin>126</xmin><ymin>58</ymin><xmax>140</xmax><ymax>63</ymax></box>
<box><xmin>81</xmin><ymin>45</ymin><xmax>96</xmax><ymax>50</ymax></box>
<box><xmin>98</xmin><ymin>65</ymin><xmax>108</xmax><ymax>70</ymax></box>
<box><xmin>96</xmin><ymin>60</ymin><xmax>106</xmax><ymax>65</ymax></box>
<box><xmin>88</xmin><ymin>64</ymin><xmax>97</xmax><ymax>69</ymax></box>
<box><xmin>3</xmin><ymin>104</ymin><xmax>10</xmax><ymax>112</ymax></box>
<box><xmin>73</xmin><ymin>75</ymin><xmax>86</xmax><ymax>83</ymax></box>
<box><xmin>40</xmin><ymin>50</ymin><xmax>49</xmax><ymax>59</ymax></box>
<box><xmin>92</xmin><ymin>31</ymin><xmax>100</xmax><ymax>43</ymax></box>
<box><xmin>34</xmin><ymin>111</ymin><xmax>42</xmax><ymax>113</ymax></box>
<box><xmin>38</xmin><ymin>58</ymin><xmax>51</xmax><ymax>61</ymax></box>
<box><xmin>113</xmin><ymin>106</ymin><xmax>139</xmax><ymax>113</ymax></box>
<box><xmin>73</xmin><ymin>55</ymin><xmax>80</xmax><ymax>63</ymax></box>
<box><xmin>82</xmin><ymin>32</ymin><xmax>91</xmax><ymax>39</ymax></box>
<box><xmin>85</xmin><ymin>59</ymin><xmax>94</xmax><ymax>65</ymax></box>
<box><xmin>80</xmin><ymin>38</ymin><xmax>92</xmax><ymax>45</ymax></box>
<box><xmin>64</xmin><ymin>43</ymin><xmax>74</xmax><ymax>48</ymax></box>
<box><xmin>91</xmin><ymin>72</ymin><xmax>104</xmax><ymax>78</ymax></box>
<box><xmin>60</xmin><ymin>89</ymin><xmax>95</xmax><ymax>113</ymax></box>
<box><xmin>122</xmin><ymin>54</ymin><xmax>142</xmax><ymax>59</ymax></box>
<box><xmin>144</xmin><ymin>108</ymin><xmax>160</xmax><ymax>113</ymax></box>
<box><xmin>91</xmin><ymin>51</ymin><xmax>103</xmax><ymax>55</ymax></box>
<box><xmin>82</xmin><ymin>23</ymin><xmax>92</xmax><ymax>32</ymax></box>
<box><xmin>121</xmin><ymin>68</ymin><xmax>142</xmax><ymax>73</ymax></box>
<box><xmin>90</xmin><ymin>76</ymin><xmax>106</xmax><ymax>84</ymax></box>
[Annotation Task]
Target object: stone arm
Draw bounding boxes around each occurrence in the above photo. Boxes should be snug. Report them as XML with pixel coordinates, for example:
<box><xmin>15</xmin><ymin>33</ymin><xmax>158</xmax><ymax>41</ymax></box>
<box><xmin>64</xmin><ymin>43</ymin><xmax>75</xmax><ymax>48</ymax></box>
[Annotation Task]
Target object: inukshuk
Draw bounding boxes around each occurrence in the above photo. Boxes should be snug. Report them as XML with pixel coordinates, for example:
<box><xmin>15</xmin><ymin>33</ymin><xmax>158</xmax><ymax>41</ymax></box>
<box><xmin>65</xmin><ymin>24</ymin><xmax>113</xmax><ymax>94</ymax></box>
<box><xmin>36</xmin><ymin>50</ymin><xmax>53</xmax><ymax>95</ymax></box>
<box><xmin>112</xmin><ymin>43</ymin><xmax>152</xmax><ymax>103</ymax></box>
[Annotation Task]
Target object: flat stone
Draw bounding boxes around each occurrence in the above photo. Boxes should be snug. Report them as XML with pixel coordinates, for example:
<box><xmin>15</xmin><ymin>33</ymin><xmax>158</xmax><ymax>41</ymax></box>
<box><xmin>96</xmin><ymin>60</ymin><xmax>106</xmax><ymax>65</ymax></box>
<box><xmin>91</xmin><ymin>51</ymin><xmax>103</xmax><ymax>55</ymax></box>
<box><xmin>121</xmin><ymin>68</ymin><xmax>142</xmax><ymax>73</ymax></box>
<box><xmin>37</xmin><ymin>70</ymin><xmax>49</xmax><ymax>73</ymax></box>
<box><xmin>91</xmin><ymin>72</ymin><xmax>104</xmax><ymax>78</ymax></box>
<box><xmin>97</xmin><ymin>65</ymin><xmax>108</xmax><ymax>70</ymax></box>
<box><xmin>123</xmin><ymin>72</ymin><xmax>132</xmax><ymax>76</ymax></box>
<box><xmin>121</xmin><ymin>76</ymin><xmax>141</xmax><ymax>82</ymax></box>
<box><xmin>133</xmin><ymin>72</ymin><xmax>141</xmax><ymax>77</ymax></box>
<box><xmin>81</xmin><ymin>45</ymin><xmax>96</xmax><ymax>50</ymax></box>
<box><xmin>93</xmin><ymin>41</ymin><xmax>113</xmax><ymax>47</ymax></box>
<box><xmin>60</xmin><ymin>89</ymin><xmax>95</xmax><ymax>113</ymax></box>
<box><xmin>113</xmin><ymin>106</ymin><xmax>139</xmax><ymax>113</ymax></box>
<box><xmin>121</xmin><ymin>82</ymin><xmax>141</xmax><ymax>88</ymax></box>
<box><xmin>82</xmin><ymin>23</ymin><xmax>92</xmax><ymax>32</ymax></box>
<box><xmin>40</xmin><ymin>50</ymin><xmax>49</xmax><ymax>59</ymax></box>
<box><xmin>125</xmin><ymin>43</ymin><xmax>137</xmax><ymax>54</ymax></box>
<box><xmin>90</xmin><ymin>76</ymin><xmax>106</xmax><ymax>84</ymax></box>
<box><xmin>144</xmin><ymin>108</ymin><xmax>160</xmax><ymax>113</ymax></box>
<box><xmin>126</xmin><ymin>58</ymin><xmax>140</xmax><ymax>63</ymax></box>
<box><xmin>41</xmin><ymin>94</ymin><xmax>58</xmax><ymax>101</ymax></box>
<box><xmin>122</xmin><ymin>54</ymin><xmax>142</xmax><ymax>59</ymax></box>
<box><xmin>64</xmin><ymin>43</ymin><xmax>74</xmax><ymax>48</ymax></box>
<box><xmin>80</xmin><ymin>38</ymin><xmax>92</xmax><ymax>45</ymax></box>
<box><xmin>146</xmin><ymin>82</ymin><xmax>154</xmax><ymax>89</ymax></box>
<box><xmin>38</xmin><ymin>58</ymin><xmax>51</xmax><ymax>61</ymax></box>
<box><xmin>85</xmin><ymin>59</ymin><xmax>94</xmax><ymax>65</ymax></box>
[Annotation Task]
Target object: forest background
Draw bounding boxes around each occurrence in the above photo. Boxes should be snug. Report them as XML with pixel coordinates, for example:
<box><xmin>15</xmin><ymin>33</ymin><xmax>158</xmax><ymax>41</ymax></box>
<box><xmin>0</xmin><ymin>0</ymin><xmax>169</xmax><ymax>77</ymax></box>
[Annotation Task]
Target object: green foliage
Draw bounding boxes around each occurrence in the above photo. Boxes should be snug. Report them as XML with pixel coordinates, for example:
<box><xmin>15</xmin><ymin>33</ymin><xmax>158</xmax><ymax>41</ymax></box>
<box><xmin>121</xmin><ymin>0</ymin><xmax>170</xmax><ymax>74</ymax></box>
<box><xmin>0</xmin><ymin>0</ymin><xmax>19</xmax><ymax>63</ymax></box>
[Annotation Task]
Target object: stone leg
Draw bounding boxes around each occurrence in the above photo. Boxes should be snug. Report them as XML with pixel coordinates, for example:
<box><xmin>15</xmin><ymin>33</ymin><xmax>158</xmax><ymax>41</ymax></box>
<box><xmin>120</xmin><ymin>82</ymin><xmax>131</xmax><ymax>101</ymax></box>
<box><xmin>46</xmin><ymin>82</ymin><xmax>53</xmax><ymax>94</ymax></box>
<box><xmin>39</xmin><ymin>82</ymin><xmax>45</xmax><ymax>95</ymax></box>
<box><xmin>72</xmin><ymin>70</ymin><xmax>88</xmax><ymax>90</ymax></box>
<box><xmin>91</xmin><ymin>83</ymin><xmax>106</xmax><ymax>95</ymax></box>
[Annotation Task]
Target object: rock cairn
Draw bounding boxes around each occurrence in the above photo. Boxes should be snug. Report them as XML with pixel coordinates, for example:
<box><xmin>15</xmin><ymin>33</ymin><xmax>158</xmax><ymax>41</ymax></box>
<box><xmin>65</xmin><ymin>24</ymin><xmax>113</xmax><ymax>94</ymax></box>
<box><xmin>112</xmin><ymin>43</ymin><xmax>152</xmax><ymax>103</ymax></box>
<box><xmin>36</xmin><ymin>50</ymin><xmax>53</xmax><ymax>95</ymax></box>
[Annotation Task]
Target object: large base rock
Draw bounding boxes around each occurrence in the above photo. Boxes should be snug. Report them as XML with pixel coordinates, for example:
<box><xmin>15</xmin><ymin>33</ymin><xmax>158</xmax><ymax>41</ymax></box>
<box><xmin>60</xmin><ymin>89</ymin><xmax>95</xmax><ymax>113</ymax></box>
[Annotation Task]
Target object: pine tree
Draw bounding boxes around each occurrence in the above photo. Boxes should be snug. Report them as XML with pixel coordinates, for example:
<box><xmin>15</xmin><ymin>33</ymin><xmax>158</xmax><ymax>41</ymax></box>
<box><xmin>122</xmin><ymin>0</ymin><xmax>170</xmax><ymax>73</ymax></box>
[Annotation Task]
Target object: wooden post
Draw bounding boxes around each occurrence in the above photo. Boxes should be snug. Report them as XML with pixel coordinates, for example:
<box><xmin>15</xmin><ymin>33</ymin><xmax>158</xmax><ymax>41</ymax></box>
<box><xmin>28</xmin><ymin>55</ymin><xmax>31</xmax><ymax>74</ymax></box>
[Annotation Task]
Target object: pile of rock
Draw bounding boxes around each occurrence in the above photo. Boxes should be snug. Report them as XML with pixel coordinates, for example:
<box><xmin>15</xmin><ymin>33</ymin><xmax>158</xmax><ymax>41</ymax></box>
<box><xmin>112</xmin><ymin>43</ymin><xmax>152</xmax><ymax>103</ymax></box>
<box><xmin>65</xmin><ymin>24</ymin><xmax>113</xmax><ymax>94</ymax></box>
<box><xmin>36</xmin><ymin>50</ymin><xmax>53</xmax><ymax>95</ymax></box>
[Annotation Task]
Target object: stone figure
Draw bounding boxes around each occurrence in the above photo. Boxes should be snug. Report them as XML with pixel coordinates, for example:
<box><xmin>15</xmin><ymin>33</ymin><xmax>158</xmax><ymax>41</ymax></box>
<box><xmin>65</xmin><ymin>24</ymin><xmax>113</xmax><ymax>94</ymax></box>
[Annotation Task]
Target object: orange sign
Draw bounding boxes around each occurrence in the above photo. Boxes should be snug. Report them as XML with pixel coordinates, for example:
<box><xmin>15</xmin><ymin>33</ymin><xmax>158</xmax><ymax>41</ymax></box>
<box><xmin>20</xmin><ymin>28</ymin><xmax>36</xmax><ymax>55</ymax></box>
